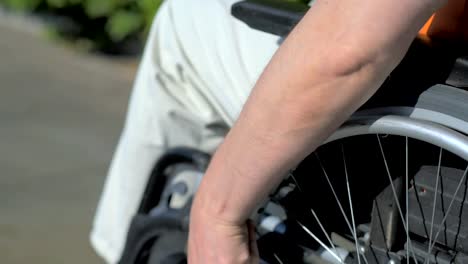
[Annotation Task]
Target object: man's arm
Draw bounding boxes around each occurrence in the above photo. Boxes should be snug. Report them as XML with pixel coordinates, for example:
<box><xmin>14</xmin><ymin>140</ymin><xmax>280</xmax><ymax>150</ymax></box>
<box><xmin>189</xmin><ymin>0</ymin><xmax>446</xmax><ymax>262</ymax></box>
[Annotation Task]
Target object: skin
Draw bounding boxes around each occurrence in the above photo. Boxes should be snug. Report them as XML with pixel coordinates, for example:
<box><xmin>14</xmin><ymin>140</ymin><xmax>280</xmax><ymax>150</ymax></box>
<box><xmin>188</xmin><ymin>0</ymin><xmax>448</xmax><ymax>263</ymax></box>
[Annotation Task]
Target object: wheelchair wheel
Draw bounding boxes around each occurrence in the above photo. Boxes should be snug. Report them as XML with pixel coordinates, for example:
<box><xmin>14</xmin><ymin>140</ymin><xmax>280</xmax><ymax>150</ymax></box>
<box><xmin>255</xmin><ymin>86</ymin><xmax>468</xmax><ymax>264</ymax></box>
<box><xmin>123</xmin><ymin>86</ymin><xmax>468</xmax><ymax>264</ymax></box>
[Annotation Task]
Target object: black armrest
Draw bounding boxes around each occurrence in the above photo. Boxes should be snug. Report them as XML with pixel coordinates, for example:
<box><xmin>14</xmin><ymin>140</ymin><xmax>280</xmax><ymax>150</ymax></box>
<box><xmin>231</xmin><ymin>0</ymin><xmax>309</xmax><ymax>36</ymax></box>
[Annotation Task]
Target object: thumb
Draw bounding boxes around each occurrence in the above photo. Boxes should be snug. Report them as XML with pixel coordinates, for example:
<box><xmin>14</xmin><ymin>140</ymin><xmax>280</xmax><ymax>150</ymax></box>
<box><xmin>247</xmin><ymin>219</ymin><xmax>260</xmax><ymax>262</ymax></box>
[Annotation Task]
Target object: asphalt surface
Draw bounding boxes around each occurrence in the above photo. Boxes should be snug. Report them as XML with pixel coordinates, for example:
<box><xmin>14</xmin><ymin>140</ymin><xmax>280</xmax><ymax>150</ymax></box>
<box><xmin>0</xmin><ymin>22</ymin><xmax>135</xmax><ymax>263</ymax></box>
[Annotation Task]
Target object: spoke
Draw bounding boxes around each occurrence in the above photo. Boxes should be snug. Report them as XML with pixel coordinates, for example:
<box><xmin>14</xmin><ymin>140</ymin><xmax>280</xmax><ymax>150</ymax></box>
<box><xmin>413</xmin><ymin>179</ymin><xmax>431</xmax><ymax>238</ymax></box>
<box><xmin>290</xmin><ymin>170</ymin><xmax>346</xmax><ymax>263</ymax></box>
<box><xmin>377</xmin><ymin>135</ymin><xmax>408</xmax><ymax>229</ymax></box>
<box><xmin>290</xmin><ymin>170</ymin><xmax>345</xmax><ymax>262</ymax></box>
<box><xmin>427</xmin><ymin>165</ymin><xmax>468</xmax><ymax>254</ymax></box>
<box><xmin>362</xmin><ymin>254</ymin><xmax>370</xmax><ymax>264</ymax></box>
<box><xmin>453</xmin><ymin>168</ymin><xmax>468</xmax><ymax>249</ymax></box>
<box><xmin>425</xmin><ymin>148</ymin><xmax>443</xmax><ymax>263</ymax></box>
<box><xmin>315</xmin><ymin>153</ymin><xmax>355</xmax><ymax>236</ymax></box>
<box><xmin>273</xmin><ymin>253</ymin><xmax>284</xmax><ymax>264</ymax></box>
<box><xmin>289</xmin><ymin>171</ymin><xmax>303</xmax><ymax>193</ymax></box>
<box><xmin>341</xmin><ymin>145</ymin><xmax>362</xmax><ymax>264</ymax></box>
<box><xmin>311</xmin><ymin>209</ymin><xmax>342</xmax><ymax>261</ymax></box>
<box><xmin>297</xmin><ymin>221</ymin><xmax>344</xmax><ymax>264</ymax></box>
<box><xmin>406</xmin><ymin>137</ymin><xmax>409</xmax><ymax>264</ymax></box>
<box><xmin>377</xmin><ymin>135</ymin><xmax>419</xmax><ymax>264</ymax></box>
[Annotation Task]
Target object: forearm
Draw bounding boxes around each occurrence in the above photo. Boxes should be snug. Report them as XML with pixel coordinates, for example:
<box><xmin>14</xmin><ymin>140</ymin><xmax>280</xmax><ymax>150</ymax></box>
<box><xmin>193</xmin><ymin>0</ymin><xmax>446</xmax><ymax>224</ymax></box>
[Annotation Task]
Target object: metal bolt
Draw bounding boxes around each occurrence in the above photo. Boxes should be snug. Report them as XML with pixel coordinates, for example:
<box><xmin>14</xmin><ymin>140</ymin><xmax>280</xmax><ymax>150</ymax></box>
<box><xmin>419</xmin><ymin>187</ymin><xmax>427</xmax><ymax>195</ymax></box>
<box><xmin>359</xmin><ymin>246</ymin><xmax>366</xmax><ymax>254</ymax></box>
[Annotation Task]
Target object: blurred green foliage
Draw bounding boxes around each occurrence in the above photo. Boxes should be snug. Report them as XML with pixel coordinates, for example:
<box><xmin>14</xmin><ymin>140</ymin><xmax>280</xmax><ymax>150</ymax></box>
<box><xmin>2</xmin><ymin>0</ymin><xmax>162</xmax><ymax>53</ymax></box>
<box><xmin>2</xmin><ymin>0</ymin><xmax>309</xmax><ymax>53</ymax></box>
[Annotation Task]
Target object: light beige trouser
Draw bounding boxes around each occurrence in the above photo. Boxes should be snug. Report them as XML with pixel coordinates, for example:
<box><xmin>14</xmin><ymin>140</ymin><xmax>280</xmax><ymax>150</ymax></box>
<box><xmin>90</xmin><ymin>0</ymin><xmax>281</xmax><ymax>262</ymax></box>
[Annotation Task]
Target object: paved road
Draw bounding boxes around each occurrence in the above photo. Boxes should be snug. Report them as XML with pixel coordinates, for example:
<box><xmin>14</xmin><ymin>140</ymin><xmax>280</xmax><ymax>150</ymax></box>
<box><xmin>0</xmin><ymin>23</ymin><xmax>135</xmax><ymax>263</ymax></box>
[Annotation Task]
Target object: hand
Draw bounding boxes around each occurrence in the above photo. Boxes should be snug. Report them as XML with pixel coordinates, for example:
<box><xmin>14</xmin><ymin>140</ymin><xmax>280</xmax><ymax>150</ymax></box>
<box><xmin>188</xmin><ymin>205</ymin><xmax>259</xmax><ymax>264</ymax></box>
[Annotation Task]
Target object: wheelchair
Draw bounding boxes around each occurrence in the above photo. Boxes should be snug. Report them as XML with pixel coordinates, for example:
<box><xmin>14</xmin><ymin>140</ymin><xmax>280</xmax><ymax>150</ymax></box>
<box><xmin>118</xmin><ymin>1</ymin><xmax>468</xmax><ymax>263</ymax></box>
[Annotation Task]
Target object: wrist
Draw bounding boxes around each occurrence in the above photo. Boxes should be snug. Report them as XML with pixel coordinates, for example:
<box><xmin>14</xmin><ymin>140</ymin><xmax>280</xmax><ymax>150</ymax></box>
<box><xmin>191</xmin><ymin>174</ymin><xmax>251</xmax><ymax>226</ymax></box>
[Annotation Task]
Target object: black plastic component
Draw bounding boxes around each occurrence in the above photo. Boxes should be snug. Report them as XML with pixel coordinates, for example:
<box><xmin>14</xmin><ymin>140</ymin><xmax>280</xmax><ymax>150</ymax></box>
<box><xmin>118</xmin><ymin>214</ymin><xmax>188</xmax><ymax>264</ymax></box>
<box><xmin>159</xmin><ymin>253</ymin><xmax>186</xmax><ymax>264</ymax></box>
<box><xmin>411</xmin><ymin>240</ymin><xmax>455</xmax><ymax>264</ymax></box>
<box><xmin>369</xmin><ymin>177</ymin><xmax>405</xmax><ymax>252</ymax></box>
<box><xmin>361</xmin><ymin>39</ymin><xmax>468</xmax><ymax>111</ymax></box>
<box><xmin>119</xmin><ymin>147</ymin><xmax>208</xmax><ymax>264</ymax></box>
<box><xmin>231</xmin><ymin>0</ymin><xmax>309</xmax><ymax>36</ymax></box>
<box><xmin>446</xmin><ymin>56</ymin><xmax>468</xmax><ymax>88</ymax></box>
<box><xmin>408</xmin><ymin>166</ymin><xmax>468</xmax><ymax>253</ymax></box>
<box><xmin>138</xmin><ymin>147</ymin><xmax>210</xmax><ymax>214</ymax></box>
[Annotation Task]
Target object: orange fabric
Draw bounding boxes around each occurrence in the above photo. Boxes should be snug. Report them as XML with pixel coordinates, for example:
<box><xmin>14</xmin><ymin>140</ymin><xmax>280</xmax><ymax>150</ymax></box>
<box><xmin>419</xmin><ymin>15</ymin><xmax>436</xmax><ymax>36</ymax></box>
<box><xmin>419</xmin><ymin>0</ymin><xmax>468</xmax><ymax>42</ymax></box>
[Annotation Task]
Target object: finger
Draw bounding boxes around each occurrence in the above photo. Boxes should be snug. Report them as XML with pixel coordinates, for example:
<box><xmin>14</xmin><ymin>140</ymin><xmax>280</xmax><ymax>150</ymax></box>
<box><xmin>247</xmin><ymin>219</ymin><xmax>260</xmax><ymax>262</ymax></box>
